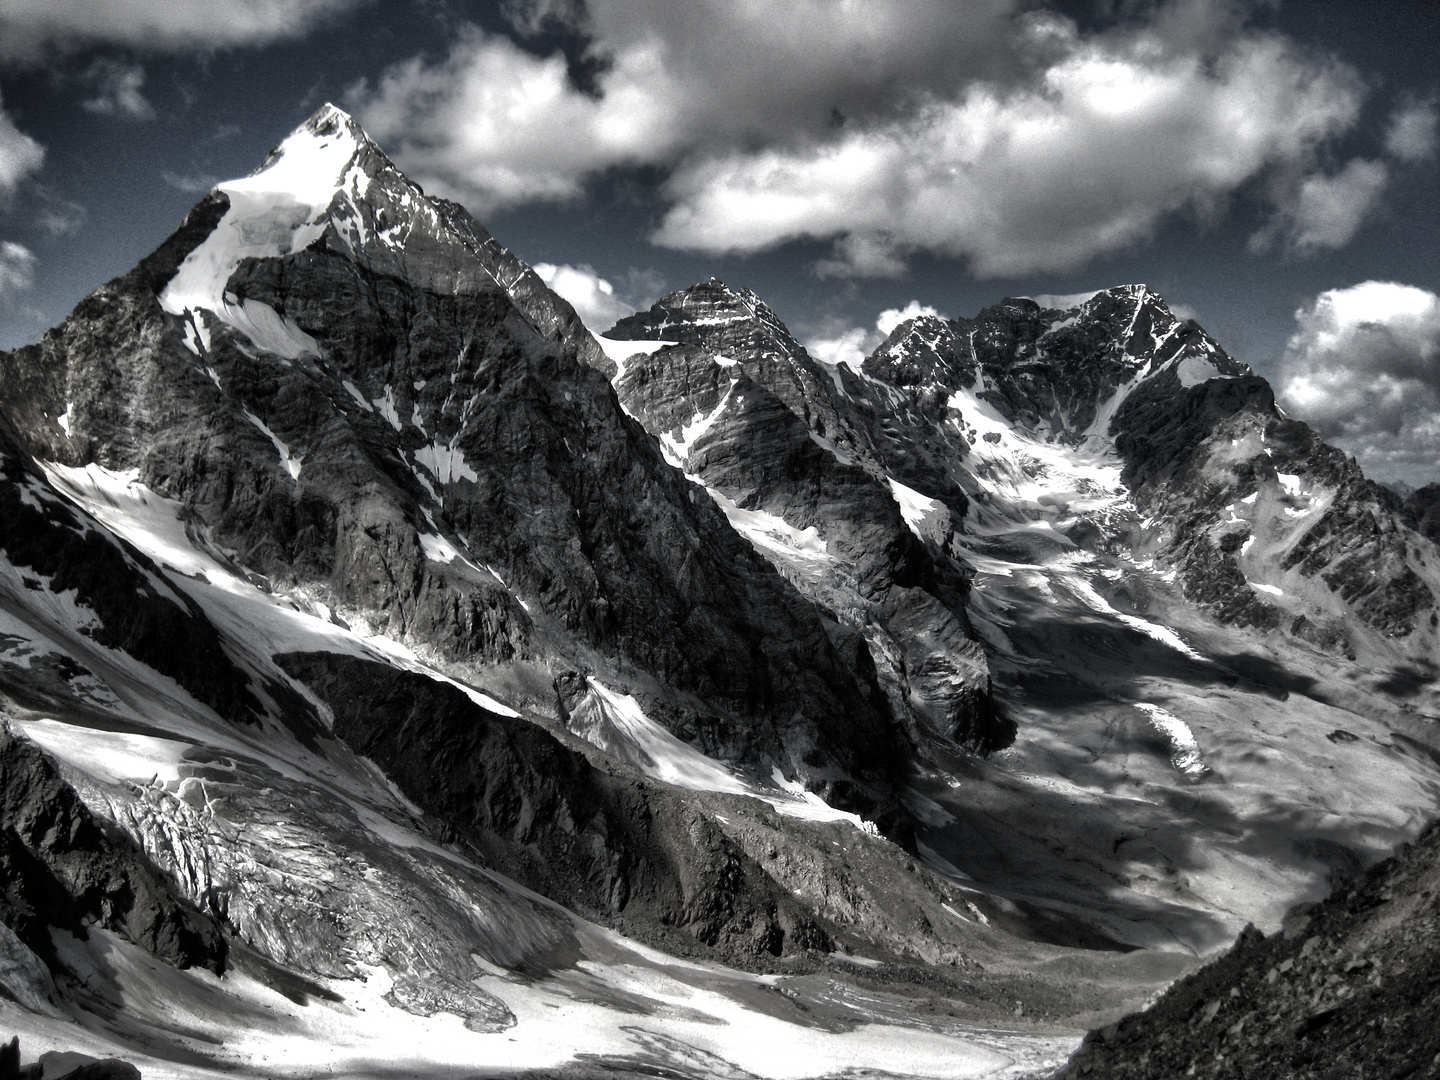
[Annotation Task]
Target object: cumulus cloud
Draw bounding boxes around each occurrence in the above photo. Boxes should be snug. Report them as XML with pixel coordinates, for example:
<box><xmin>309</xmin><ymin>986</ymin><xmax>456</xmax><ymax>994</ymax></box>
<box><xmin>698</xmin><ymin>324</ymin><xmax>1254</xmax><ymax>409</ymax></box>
<box><xmin>33</xmin><ymin>190</ymin><xmax>86</xmax><ymax>237</ymax></box>
<box><xmin>806</xmin><ymin>326</ymin><xmax>873</xmax><ymax>370</ymax></box>
<box><xmin>81</xmin><ymin>60</ymin><xmax>155</xmax><ymax>120</ymax></box>
<box><xmin>1252</xmin><ymin>158</ymin><xmax>1389</xmax><ymax>255</ymax></box>
<box><xmin>0</xmin><ymin>0</ymin><xmax>359</xmax><ymax>59</ymax></box>
<box><xmin>0</xmin><ymin>241</ymin><xmax>37</xmax><ymax>297</ymax></box>
<box><xmin>805</xmin><ymin>299</ymin><xmax>944</xmax><ymax>370</ymax></box>
<box><xmin>876</xmin><ymin>300</ymin><xmax>942</xmax><ymax>337</ymax></box>
<box><xmin>1278</xmin><ymin>281</ymin><xmax>1440</xmax><ymax>487</ymax></box>
<box><xmin>1250</xmin><ymin>99</ymin><xmax>1436</xmax><ymax>257</ymax></box>
<box><xmin>657</xmin><ymin>29</ymin><xmax>1367</xmax><ymax>276</ymax></box>
<box><xmin>1385</xmin><ymin>100</ymin><xmax>1438</xmax><ymax>163</ymax></box>
<box><xmin>353</xmin><ymin>0</ymin><xmax>1384</xmax><ymax>278</ymax></box>
<box><xmin>534</xmin><ymin>262</ymin><xmax>657</xmax><ymax>332</ymax></box>
<box><xmin>0</xmin><ymin>93</ymin><xmax>44</xmax><ymax>202</ymax></box>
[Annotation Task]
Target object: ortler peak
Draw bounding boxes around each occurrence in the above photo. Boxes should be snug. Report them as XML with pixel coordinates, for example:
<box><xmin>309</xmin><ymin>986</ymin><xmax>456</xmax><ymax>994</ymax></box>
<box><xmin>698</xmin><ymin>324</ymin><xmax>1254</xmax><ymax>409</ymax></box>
<box><xmin>157</xmin><ymin>102</ymin><xmax>606</xmax><ymax>374</ymax></box>
<box><xmin>1</xmin><ymin>101</ymin><xmax>923</xmax><ymax>896</ymax></box>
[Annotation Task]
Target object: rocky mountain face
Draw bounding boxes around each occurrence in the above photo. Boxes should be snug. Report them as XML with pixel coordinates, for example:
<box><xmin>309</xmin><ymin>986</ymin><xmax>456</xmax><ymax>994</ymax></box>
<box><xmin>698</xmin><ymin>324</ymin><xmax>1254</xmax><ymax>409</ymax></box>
<box><xmin>0</xmin><ymin>104</ymin><xmax>1438</xmax><ymax>1078</ymax></box>
<box><xmin>610</xmin><ymin>280</ymin><xmax>1005</xmax><ymax>755</ymax></box>
<box><xmin>1056</xmin><ymin>817</ymin><xmax>1440</xmax><ymax>1079</ymax></box>
<box><xmin>0</xmin><ymin>722</ymin><xmax>226</xmax><ymax>982</ymax></box>
<box><xmin>603</xmin><ymin>282</ymin><xmax>1440</xmax><ymax>960</ymax></box>
<box><xmin>861</xmin><ymin>285</ymin><xmax>1439</xmax><ymax>654</ymax></box>
<box><xmin>0</xmin><ymin>105</ymin><xmax>909</xmax><ymax>829</ymax></box>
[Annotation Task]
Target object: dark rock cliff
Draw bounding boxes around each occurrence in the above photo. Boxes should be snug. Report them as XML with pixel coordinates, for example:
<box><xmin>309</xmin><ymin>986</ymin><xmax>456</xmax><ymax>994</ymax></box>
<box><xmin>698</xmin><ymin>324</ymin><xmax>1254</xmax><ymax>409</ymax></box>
<box><xmin>866</xmin><ymin>285</ymin><xmax>1438</xmax><ymax>655</ymax></box>
<box><xmin>608</xmin><ymin>281</ymin><xmax>1007</xmax><ymax>754</ymax></box>
<box><xmin>278</xmin><ymin>651</ymin><xmax>836</xmax><ymax>963</ymax></box>
<box><xmin>1115</xmin><ymin>371</ymin><xmax>1436</xmax><ymax>642</ymax></box>
<box><xmin>0</xmin><ymin>723</ymin><xmax>226</xmax><ymax>975</ymax></box>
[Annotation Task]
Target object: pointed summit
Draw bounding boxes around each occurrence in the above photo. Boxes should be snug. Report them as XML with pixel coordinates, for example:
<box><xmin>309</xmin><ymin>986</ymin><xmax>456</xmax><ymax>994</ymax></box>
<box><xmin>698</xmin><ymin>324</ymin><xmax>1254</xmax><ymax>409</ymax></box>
<box><xmin>607</xmin><ymin>278</ymin><xmax>807</xmax><ymax>365</ymax></box>
<box><xmin>157</xmin><ymin>102</ymin><xmax>403</xmax><ymax>343</ymax></box>
<box><xmin>155</xmin><ymin>103</ymin><xmax>605</xmax><ymax>371</ymax></box>
<box><xmin>244</xmin><ymin>102</ymin><xmax>374</xmax><ymax>189</ymax></box>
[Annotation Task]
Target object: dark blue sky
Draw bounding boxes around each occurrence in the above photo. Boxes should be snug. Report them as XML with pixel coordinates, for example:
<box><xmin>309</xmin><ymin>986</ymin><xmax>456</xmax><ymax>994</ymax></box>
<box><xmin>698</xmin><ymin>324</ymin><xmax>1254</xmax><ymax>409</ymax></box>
<box><xmin>1</xmin><ymin>0</ymin><xmax>1437</xmax><ymax>483</ymax></box>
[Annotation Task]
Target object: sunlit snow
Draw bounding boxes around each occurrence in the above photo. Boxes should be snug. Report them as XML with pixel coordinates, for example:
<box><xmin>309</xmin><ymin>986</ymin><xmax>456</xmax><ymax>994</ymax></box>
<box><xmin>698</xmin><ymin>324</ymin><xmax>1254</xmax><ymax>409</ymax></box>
<box><xmin>1131</xmin><ymin>703</ymin><xmax>1207</xmax><ymax>776</ymax></box>
<box><xmin>595</xmin><ymin>335</ymin><xmax>679</xmax><ymax>383</ymax></box>
<box><xmin>242</xmin><ymin>408</ymin><xmax>303</xmax><ymax>480</ymax></box>
<box><xmin>157</xmin><ymin>106</ymin><xmax>356</xmax><ymax>358</ymax></box>
<box><xmin>574</xmin><ymin>679</ymin><xmax>751</xmax><ymax>795</ymax></box>
<box><xmin>414</xmin><ymin>442</ymin><xmax>479</xmax><ymax>485</ymax></box>
<box><xmin>889</xmin><ymin>477</ymin><xmax>942</xmax><ymax>538</ymax></box>
<box><xmin>18</xmin><ymin>719</ymin><xmax>187</xmax><ymax>786</ymax></box>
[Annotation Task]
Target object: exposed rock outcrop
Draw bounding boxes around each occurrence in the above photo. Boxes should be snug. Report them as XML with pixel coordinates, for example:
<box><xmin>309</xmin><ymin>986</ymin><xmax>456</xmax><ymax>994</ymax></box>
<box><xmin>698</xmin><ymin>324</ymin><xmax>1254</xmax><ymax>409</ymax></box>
<box><xmin>608</xmin><ymin>281</ymin><xmax>1006</xmax><ymax>753</ymax></box>
<box><xmin>278</xmin><ymin>651</ymin><xmax>836</xmax><ymax>964</ymax></box>
<box><xmin>1056</xmin><ymin>819</ymin><xmax>1440</xmax><ymax>1079</ymax></box>
<box><xmin>0</xmin><ymin>722</ymin><xmax>226</xmax><ymax>975</ymax></box>
<box><xmin>0</xmin><ymin>106</ymin><xmax>909</xmax><ymax>828</ymax></box>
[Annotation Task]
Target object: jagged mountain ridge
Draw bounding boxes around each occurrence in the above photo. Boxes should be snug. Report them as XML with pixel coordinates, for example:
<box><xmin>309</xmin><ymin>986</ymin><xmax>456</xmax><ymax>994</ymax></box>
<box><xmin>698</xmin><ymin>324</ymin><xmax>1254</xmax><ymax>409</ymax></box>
<box><xmin>0</xmin><ymin>105</ymin><xmax>1196</xmax><ymax>1079</ymax></box>
<box><xmin>602</xmin><ymin>278</ymin><xmax>1440</xmax><ymax>956</ymax></box>
<box><xmin>0</xmin><ymin>104</ymin><xmax>912</xmax><ymax>830</ymax></box>
<box><xmin>864</xmin><ymin>286</ymin><xmax>1437</xmax><ymax>647</ymax></box>
<box><xmin>0</xmin><ymin>431</ymin><xmax>1161</xmax><ymax>1077</ymax></box>
<box><xmin>610</xmin><ymin>280</ymin><xmax>1006</xmax><ymax>755</ymax></box>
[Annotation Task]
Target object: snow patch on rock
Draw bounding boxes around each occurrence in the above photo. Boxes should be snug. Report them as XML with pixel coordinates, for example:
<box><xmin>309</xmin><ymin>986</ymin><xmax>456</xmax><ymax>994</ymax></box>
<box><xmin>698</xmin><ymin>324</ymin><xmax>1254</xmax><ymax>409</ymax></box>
<box><xmin>596</xmin><ymin>335</ymin><xmax>679</xmax><ymax>383</ymax></box>
<box><xmin>1132</xmin><ymin>702</ymin><xmax>1207</xmax><ymax>776</ymax></box>
<box><xmin>704</xmin><ymin>488</ymin><xmax>833</xmax><ymax>575</ymax></box>
<box><xmin>888</xmin><ymin>478</ymin><xmax>942</xmax><ymax>539</ymax></box>
<box><xmin>242</xmin><ymin>409</ymin><xmax>303</xmax><ymax>480</ymax></box>
<box><xmin>415</xmin><ymin>443</ymin><xmax>479</xmax><ymax>485</ymax></box>
<box><xmin>572</xmin><ymin>679</ymin><xmax>751</xmax><ymax>796</ymax></box>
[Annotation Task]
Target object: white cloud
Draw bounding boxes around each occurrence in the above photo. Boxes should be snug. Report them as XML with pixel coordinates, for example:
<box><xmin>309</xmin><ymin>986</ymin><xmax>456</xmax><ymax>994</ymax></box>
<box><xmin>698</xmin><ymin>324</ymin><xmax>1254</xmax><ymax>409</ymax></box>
<box><xmin>0</xmin><ymin>241</ymin><xmax>36</xmax><ymax>297</ymax></box>
<box><xmin>0</xmin><ymin>0</ymin><xmax>359</xmax><ymax>59</ymax></box>
<box><xmin>1278</xmin><ymin>281</ymin><xmax>1440</xmax><ymax>488</ymax></box>
<box><xmin>81</xmin><ymin>60</ymin><xmax>155</xmax><ymax>120</ymax></box>
<box><xmin>35</xmin><ymin>192</ymin><xmax>85</xmax><ymax>237</ymax></box>
<box><xmin>805</xmin><ymin>326</ymin><xmax>873</xmax><ymax>370</ymax></box>
<box><xmin>160</xmin><ymin>169</ymin><xmax>219</xmax><ymax>193</ymax></box>
<box><xmin>876</xmin><ymin>301</ymin><xmax>942</xmax><ymax>338</ymax></box>
<box><xmin>1253</xmin><ymin>158</ymin><xmax>1388</xmax><ymax>255</ymax></box>
<box><xmin>815</xmin><ymin>232</ymin><xmax>909</xmax><ymax>280</ymax></box>
<box><xmin>354</xmin><ymin>29</ymin><xmax>679</xmax><ymax>212</ymax></box>
<box><xmin>534</xmin><ymin>262</ymin><xmax>650</xmax><ymax>332</ymax></box>
<box><xmin>656</xmin><ymin>29</ymin><xmax>1367</xmax><ymax>276</ymax></box>
<box><xmin>1385</xmin><ymin>100</ymin><xmax>1438</xmax><ymax>163</ymax></box>
<box><xmin>805</xmin><ymin>299</ymin><xmax>945</xmax><ymax>371</ymax></box>
<box><xmin>0</xmin><ymin>93</ymin><xmax>44</xmax><ymax>202</ymax></box>
<box><xmin>1031</xmin><ymin>290</ymin><xmax>1103</xmax><ymax>310</ymax></box>
<box><xmin>348</xmin><ymin>2</ymin><xmax>1058</xmax><ymax>214</ymax></box>
<box><xmin>355</xmin><ymin>2</ymin><xmax>1378</xmax><ymax>277</ymax></box>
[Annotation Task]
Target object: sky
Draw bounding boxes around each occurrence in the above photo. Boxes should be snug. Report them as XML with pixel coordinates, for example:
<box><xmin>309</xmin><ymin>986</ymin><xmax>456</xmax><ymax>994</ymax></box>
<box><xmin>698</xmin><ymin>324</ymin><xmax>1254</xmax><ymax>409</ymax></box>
<box><xmin>0</xmin><ymin>0</ymin><xmax>1437</xmax><ymax>487</ymax></box>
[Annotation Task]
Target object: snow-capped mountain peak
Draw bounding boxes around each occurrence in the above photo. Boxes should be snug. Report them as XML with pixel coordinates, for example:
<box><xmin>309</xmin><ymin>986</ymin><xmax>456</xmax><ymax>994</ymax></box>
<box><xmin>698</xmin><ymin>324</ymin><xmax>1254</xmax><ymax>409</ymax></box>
<box><xmin>158</xmin><ymin>102</ymin><xmax>604</xmax><ymax>372</ymax></box>
<box><xmin>5</xmin><ymin>98</ymin><xmax>1440</xmax><ymax>1080</ymax></box>
<box><xmin>234</xmin><ymin>101</ymin><xmax>372</xmax><ymax>209</ymax></box>
<box><xmin>158</xmin><ymin>103</ymin><xmax>405</xmax><ymax>357</ymax></box>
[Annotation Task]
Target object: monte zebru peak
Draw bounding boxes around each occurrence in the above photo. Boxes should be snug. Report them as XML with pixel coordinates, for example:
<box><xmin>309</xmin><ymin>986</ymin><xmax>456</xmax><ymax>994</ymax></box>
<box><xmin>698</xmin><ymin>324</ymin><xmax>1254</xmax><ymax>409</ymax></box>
<box><xmin>0</xmin><ymin>103</ymin><xmax>1437</xmax><ymax>1078</ymax></box>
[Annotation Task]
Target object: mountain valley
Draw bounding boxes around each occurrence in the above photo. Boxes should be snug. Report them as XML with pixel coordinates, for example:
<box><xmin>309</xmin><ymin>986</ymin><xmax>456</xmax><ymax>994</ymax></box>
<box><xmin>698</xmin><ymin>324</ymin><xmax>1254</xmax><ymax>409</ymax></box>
<box><xmin>0</xmin><ymin>104</ymin><xmax>1437</xmax><ymax>1079</ymax></box>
